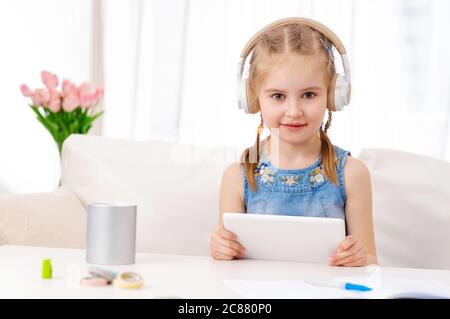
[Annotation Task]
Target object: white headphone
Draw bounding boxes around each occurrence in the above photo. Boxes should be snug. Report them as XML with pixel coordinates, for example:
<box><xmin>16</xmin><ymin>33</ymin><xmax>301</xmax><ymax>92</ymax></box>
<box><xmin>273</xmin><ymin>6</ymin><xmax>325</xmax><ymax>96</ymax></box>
<box><xmin>237</xmin><ymin>17</ymin><xmax>351</xmax><ymax>114</ymax></box>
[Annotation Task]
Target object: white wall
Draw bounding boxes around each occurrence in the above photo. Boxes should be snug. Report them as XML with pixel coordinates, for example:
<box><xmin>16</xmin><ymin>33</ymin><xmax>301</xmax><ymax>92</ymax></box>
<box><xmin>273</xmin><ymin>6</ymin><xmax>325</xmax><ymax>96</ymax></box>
<box><xmin>0</xmin><ymin>0</ymin><xmax>92</xmax><ymax>193</ymax></box>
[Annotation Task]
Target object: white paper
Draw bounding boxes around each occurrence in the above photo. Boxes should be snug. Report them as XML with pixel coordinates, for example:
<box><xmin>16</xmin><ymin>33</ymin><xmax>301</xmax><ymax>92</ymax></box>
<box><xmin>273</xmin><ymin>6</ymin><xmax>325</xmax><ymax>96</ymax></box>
<box><xmin>224</xmin><ymin>279</ymin><xmax>364</xmax><ymax>299</ymax></box>
<box><xmin>224</xmin><ymin>277</ymin><xmax>450</xmax><ymax>299</ymax></box>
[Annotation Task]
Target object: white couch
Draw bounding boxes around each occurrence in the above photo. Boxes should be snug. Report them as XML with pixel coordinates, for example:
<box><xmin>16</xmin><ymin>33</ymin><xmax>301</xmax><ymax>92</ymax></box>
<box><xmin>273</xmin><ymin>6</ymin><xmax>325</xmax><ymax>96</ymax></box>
<box><xmin>1</xmin><ymin>134</ymin><xmax>449</xmax><ymax>270</ymax></box>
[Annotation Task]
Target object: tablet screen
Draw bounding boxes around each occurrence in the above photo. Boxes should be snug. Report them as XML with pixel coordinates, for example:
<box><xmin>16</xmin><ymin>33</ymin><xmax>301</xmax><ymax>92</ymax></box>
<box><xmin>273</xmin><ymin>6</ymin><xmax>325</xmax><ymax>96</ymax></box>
<box><xmin>223</xmin><ymin>213</ymin><xmax>345</xmax><ymax>263</ymax></box>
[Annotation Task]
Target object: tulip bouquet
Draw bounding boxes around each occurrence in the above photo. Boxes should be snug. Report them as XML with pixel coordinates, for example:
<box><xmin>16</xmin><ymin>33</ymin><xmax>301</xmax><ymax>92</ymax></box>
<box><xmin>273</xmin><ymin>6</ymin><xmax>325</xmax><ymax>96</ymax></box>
<box><xmin>20</xmin><ymin>71</ymin><xmax>104</xmax><ymax>155</ymax></box>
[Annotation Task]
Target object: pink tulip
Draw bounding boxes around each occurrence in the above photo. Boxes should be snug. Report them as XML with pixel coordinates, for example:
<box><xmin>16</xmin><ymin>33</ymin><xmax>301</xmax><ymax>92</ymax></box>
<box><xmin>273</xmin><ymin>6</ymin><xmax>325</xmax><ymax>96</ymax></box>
<box><xmin>62</xmin><ymin>79</ymin><xmax>77</xmax><ymax>96</ymax></box>
<box><xmin>41</xmin><ymin>71</ymin><xmax>59</xmax><ymax>89</ymax></box>
<box><xmin>31</xmin><ymin>94</ymin><xmax>41</xmax><ymax>107</ymax></box>
<box><xmin>32</xmin><ymin>89</ymin><xmax>51</xmax><ymax>107</ymax></box>
<box><xmin>48</xmin><ymin>96</ymin><xmax>61</xmax><ymax>112</ymax></box>
<box><xmin>49</xmin><ymin>88</ymin><xmax>61</xmax><ymax>99</ymax></box>
<box><xmin>62</xmin><ymin>93</ymin><xmax>79</xmax><ymax>112</ymax></box>
<box><xmin>20</xmin><ymin>84</ymin><xmax>34</xmax><ymax>97</ymax></box>
<box><xmin>78</xmin><ymin>82</ymin><xmax>90</xmax><ymax>96</ymax></box>
<box><xmin>47</xmin><ymin>88</ymin><xmax>61</xmax><ymax>112</ymax></box>
<box><xmin>79</xmin><ymin>93</ymin><xmax>94</xmax><ymax>108</ymax></box>
<box><xmin>93</xmin><ymin>87</ymin><xmax>104</xmax><ymax>103</ymax></box>
<box><xmin>88</xmin><ymin>87</ymin><xmax>104</xmax><ymax>107</ymax></box>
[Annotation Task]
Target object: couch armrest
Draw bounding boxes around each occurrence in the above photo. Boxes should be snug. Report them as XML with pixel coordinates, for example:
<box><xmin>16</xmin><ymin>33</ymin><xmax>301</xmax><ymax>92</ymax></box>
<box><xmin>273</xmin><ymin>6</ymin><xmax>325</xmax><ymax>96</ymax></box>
<box><xmin>0</xmin><ymin>186</ymin><xmax>86</xmax><ymax>248</ymax></box>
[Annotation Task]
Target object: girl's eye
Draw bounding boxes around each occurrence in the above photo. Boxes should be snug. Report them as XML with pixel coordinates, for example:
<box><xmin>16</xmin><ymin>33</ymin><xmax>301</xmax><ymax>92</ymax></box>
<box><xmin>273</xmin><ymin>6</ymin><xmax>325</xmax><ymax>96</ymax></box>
<box><xmin>271</xmin><ymin>93</ymin><xmax>285</xmax><ymax>101</ymax></box>
<box><xmin>302</xmin><ymin>92</ymin><xmax>317</xmax><ymax>99</ymax></box>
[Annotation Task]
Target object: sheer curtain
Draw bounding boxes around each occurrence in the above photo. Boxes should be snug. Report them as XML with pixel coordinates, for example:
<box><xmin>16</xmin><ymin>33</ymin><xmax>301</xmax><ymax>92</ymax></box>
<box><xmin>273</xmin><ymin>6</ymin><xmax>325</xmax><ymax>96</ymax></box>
<box><xmin>0</xmin><ymin>0</ymin><xmax>93</xmax><ymax>193</ymax></box>
<box><xmin>102</xmin><ymin>0</ymin><xmax>450</xmax><ymax>161</ymax></box>
<box><xmin>348</xmin><ymin>0</ymin><xmax>450</xmax><ymax>160</ymax></box>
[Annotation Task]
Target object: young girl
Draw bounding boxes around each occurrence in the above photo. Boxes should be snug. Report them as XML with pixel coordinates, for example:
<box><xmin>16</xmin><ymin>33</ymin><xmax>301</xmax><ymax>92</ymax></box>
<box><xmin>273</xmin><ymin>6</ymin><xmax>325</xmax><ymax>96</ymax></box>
<box><xmin>210</xmin><ymin>17</ymin><xmax>378</xmax><ymax>267</ymax></box>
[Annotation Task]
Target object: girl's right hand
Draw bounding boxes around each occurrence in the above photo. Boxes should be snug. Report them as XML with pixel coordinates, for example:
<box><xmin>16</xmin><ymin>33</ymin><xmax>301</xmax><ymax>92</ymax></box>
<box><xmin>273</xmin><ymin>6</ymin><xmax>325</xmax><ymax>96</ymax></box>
<box><xmin>210</xmin><ymin>224</ymin><xmax>245</xmax><ymax>260</ymax></box>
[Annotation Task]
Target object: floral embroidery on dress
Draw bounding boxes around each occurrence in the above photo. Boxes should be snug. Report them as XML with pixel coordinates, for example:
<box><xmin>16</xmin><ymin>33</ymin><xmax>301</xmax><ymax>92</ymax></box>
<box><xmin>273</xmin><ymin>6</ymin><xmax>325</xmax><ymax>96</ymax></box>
<box><xmin>309</xmin><ymin>166</ymin><xmax>325</xmax><ymax>187</ymax></box>
<box><xmin>255</xmin><ymin>162</ymin><xmax>275</xmax><ymax>185</ymax></box>
<box><xmin>279</xmin><ymin>175</ymin><xmax>302</xmax><ymax>186</ymax></box>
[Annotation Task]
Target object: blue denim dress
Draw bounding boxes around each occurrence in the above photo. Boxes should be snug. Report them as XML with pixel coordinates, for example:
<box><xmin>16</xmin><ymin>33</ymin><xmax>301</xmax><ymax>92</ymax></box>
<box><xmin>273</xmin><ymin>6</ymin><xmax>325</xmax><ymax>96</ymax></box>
<box><xmin>244</xmin><ymin>145</ymin><xmax>351</xmax><ymax>220</ymax></box>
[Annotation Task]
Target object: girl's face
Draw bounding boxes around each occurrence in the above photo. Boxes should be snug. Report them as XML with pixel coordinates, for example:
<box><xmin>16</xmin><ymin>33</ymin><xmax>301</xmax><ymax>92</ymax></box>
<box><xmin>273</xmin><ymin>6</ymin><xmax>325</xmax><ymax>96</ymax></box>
<box><xmin>258</xmin><ymin>53</ymin><xmax>329</xmax><ymax>146</ymax></box>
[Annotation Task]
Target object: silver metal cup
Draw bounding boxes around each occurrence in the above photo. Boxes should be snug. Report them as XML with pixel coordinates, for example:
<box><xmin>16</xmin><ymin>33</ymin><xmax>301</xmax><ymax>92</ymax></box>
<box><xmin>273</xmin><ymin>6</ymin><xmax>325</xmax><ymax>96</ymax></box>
<box><xmin>86</xmin><ymin>202</ymin><xmax>137</xmax><ymax>265</ymax></box>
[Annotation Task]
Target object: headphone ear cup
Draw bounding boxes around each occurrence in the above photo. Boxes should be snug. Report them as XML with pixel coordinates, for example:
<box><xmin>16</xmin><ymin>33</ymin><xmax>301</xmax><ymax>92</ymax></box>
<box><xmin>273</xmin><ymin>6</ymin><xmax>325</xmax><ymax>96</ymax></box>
<box><xmin>237</xmin><ymin>75</ymin><xmax>259</xmax><ymax>113</ymax></box>
<box><xmin>237</xmin><ymin>77</ymin><xmax>249</xmax><ymax>113</ymax></box>
<box><xmin>327</xmin><ymin>73</ymin><xmax>337</xmax><ymax>112</ymax></box>
<box><xmin>237</xmin><ymin>57</ymin><xmax>260</xmax><ymax>114</ymax></box>
<box><xmin>334</xmin><ymin>74</ymin><xmax>351</xmax><ymax>111</ymax></box>
<box><xmin>327</xmin><ymin>74</ymin><xmax>351</xmax><ymax>112</ymax></box>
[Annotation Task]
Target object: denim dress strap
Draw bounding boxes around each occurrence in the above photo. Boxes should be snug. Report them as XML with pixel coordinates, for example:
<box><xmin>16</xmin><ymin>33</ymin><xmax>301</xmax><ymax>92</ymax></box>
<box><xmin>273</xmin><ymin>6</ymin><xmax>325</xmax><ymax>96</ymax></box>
<box><xmin>335</xmin><ymin>147</ymin><xmax>352</xmax><ymax>203</ymax></box>
<box><xmin>241</xmin><ymin>165</ymin><xmax>249</xmax><ymax>210</ymax></box>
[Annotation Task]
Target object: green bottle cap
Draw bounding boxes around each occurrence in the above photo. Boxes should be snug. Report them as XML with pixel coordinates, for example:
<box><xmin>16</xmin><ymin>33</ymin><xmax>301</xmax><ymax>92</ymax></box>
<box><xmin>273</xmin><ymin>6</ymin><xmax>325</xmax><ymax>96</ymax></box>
<box><xmin>42</xmin><ymin>259</ymin><xmax>53</xmax><ymax>279</ymax></box>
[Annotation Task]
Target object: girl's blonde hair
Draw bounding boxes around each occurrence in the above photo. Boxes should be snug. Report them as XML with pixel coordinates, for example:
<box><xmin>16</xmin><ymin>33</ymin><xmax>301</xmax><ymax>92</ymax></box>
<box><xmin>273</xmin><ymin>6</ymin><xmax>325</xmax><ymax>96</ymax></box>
<box><xmin>240</xmin><ymin>23</ymin><xmax>338</xmax><ymax>192</ymax></box>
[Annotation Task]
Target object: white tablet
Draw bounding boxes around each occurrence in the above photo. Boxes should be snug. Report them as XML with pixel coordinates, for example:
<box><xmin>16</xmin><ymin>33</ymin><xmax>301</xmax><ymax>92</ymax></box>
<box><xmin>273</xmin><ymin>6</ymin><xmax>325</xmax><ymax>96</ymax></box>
<box><xmin>223</xmin><ymin>213</ymin><xmax>345</xmax><ymax>264</ymax></box>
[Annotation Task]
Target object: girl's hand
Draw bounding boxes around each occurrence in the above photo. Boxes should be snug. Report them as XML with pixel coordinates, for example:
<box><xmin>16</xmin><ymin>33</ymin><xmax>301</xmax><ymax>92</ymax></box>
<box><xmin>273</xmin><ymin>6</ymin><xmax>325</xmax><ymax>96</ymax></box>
<box><xmin>329</xmin><ymin>235</ymin><xmax>367</xmax><ymax>267</ymax></box>
<box><xmin>210</xmin><ymin>224</ymin><xmax>245</xmax><ymax>260</ymax></box>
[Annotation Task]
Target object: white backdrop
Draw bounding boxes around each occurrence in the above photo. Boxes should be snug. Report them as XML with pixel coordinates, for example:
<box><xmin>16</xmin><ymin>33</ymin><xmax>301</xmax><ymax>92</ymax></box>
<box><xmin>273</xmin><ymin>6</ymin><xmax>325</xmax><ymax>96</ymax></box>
<box><xmin>0</xmin><ymin>0</ymin><xmax>92</xmax><ymax>193</ymax></box>
<box><xmin>1</xmin><ymin>0</ymin><xmax>450</xmax><ymax>193</ymax></box>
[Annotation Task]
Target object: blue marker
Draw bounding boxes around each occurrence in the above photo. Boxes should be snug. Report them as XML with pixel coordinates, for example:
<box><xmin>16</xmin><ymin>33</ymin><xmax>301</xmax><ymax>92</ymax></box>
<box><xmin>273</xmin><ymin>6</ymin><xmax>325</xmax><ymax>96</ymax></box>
<box><xmin>304</xmin><ymin>278</ymin><xmax>372</xmax><ymax>292</ymax></box>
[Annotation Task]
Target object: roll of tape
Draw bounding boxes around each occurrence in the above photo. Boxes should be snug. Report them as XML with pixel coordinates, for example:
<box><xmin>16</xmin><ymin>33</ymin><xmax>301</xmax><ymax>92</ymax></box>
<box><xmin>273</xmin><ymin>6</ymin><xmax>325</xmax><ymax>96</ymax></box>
<box><xmin>80</xmin><ymin>276</ymin><xmax>108</xmax><ymax>287</ymax></box>
<box><xmin>89</xmin><ymin>267</ymin><xmax>118</xmax><ymax>283</ymax></box>
<box><xmin>113</xmin><ymin>272</ymin><xmax>144</xmax><ymax>289</ymax></box>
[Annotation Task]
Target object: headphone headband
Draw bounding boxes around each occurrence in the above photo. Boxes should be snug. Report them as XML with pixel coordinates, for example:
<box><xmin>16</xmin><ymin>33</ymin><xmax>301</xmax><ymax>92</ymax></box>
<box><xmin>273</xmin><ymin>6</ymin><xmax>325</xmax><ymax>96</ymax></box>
<box><xmin>240</xmin><ymin>17</ymin><xmax>347</xmax><ymax>59</ymax></box>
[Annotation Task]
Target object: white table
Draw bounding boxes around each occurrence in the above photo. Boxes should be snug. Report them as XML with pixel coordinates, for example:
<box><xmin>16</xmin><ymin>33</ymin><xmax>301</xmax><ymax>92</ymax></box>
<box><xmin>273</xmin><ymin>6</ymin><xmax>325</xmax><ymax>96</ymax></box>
<box><xmin>1</xmin><ymin>245</ymin><xmax>450</xmax><ymax>299</ymax></box>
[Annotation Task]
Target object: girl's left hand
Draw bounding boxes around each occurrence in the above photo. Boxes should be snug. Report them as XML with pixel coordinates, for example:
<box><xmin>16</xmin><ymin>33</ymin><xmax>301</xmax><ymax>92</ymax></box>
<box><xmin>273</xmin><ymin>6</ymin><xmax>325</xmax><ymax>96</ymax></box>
<box><xmin>329</xmin><ymin>235</ymin><xmax>367</xmax><ymax>267</ymax></box>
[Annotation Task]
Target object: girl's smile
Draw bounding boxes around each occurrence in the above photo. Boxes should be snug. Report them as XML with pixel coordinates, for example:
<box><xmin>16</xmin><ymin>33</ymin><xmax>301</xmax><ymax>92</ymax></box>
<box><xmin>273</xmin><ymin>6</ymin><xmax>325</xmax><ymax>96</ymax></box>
<box><xmin>280</xmin><ymin>123</ymin><xmax>308</xmax><ymax>131</ymax></box>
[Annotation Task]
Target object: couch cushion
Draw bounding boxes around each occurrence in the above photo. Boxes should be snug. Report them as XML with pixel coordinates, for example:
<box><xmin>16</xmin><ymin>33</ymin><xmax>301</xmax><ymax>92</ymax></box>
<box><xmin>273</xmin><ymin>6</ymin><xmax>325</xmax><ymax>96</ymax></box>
<box><xmin>61</xmin><ymin>134</ymin><xmax>237</xmax><ymax>256</ymax></box>
<box><xmin>358</xmin><ymin>148</ymin><xmax>450</xmax><ymax>270</ymax></box>
<box><xmin>0</xmin><ymin>186</ymin><xmax>86</xmax><ymax>248</ymax></box>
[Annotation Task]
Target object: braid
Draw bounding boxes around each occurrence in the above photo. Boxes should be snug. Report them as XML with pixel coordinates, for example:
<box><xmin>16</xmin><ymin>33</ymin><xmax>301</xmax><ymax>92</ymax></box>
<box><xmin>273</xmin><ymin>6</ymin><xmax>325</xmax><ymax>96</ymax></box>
<box><xmin>256</xmin><ymin>117</ymin><xmax>263</xmax><ymax>164</ymax></box>
<box><xmin>241</xmin><ymin>118</ymin><xmax>264</xmax><ymax>192</ymax></box>
<box><xmin>323</xmin><ymin>110</ymin><xmax>332</xmax><ymax>134</ymax></box>
<box><xmin>319</xmin><ymin>109</ymin><xmax>338</xmax><ymax>186</ymax></box>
